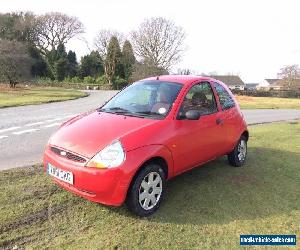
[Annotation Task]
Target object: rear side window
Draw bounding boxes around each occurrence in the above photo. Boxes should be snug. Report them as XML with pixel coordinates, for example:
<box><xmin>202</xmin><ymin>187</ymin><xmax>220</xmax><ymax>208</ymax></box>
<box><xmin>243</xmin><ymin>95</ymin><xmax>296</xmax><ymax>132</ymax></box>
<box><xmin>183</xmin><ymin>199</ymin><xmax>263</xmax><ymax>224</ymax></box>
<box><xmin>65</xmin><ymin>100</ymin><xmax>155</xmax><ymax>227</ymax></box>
<box><xmin>214</xmin><ymin>82</ymin><xmax>235</xmax><ymax>110</ymax></box>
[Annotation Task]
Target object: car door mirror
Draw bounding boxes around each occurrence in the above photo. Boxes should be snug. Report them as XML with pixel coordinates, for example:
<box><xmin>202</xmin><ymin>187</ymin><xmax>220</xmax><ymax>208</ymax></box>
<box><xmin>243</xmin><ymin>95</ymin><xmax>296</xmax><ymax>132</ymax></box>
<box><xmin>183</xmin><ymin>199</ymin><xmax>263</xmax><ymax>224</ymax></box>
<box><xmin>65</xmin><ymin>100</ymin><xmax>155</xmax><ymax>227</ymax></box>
<box><xmin>185</xmin><ymin>110</ymin><xmax>201</xmax><ymax>120</ymax></box>
<box><xmin>177</xmin><ymin>111</ymin><xmax>186</xmax><ymax>120</ymax></box>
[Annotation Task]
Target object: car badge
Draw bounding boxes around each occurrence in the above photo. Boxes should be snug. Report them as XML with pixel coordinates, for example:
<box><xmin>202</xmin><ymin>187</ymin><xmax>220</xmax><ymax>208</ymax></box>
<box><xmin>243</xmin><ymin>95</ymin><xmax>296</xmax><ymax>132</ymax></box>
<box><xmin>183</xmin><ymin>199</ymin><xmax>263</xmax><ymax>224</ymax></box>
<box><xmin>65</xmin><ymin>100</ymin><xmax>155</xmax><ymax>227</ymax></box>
<box><xmin>60</xmin><ymin>151</ymin><xmax>67</xmax><ymax>156</ymax></box>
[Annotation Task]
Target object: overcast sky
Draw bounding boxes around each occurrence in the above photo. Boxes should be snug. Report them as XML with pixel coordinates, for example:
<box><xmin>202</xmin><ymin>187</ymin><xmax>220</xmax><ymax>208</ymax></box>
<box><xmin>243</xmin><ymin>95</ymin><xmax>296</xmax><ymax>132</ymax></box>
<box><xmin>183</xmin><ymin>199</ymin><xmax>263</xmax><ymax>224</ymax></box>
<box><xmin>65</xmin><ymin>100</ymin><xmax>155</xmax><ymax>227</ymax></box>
<box><xmin>2</xmin><ymin>0</ymin><xmax>300</xmax><ymax>82</ymax></box>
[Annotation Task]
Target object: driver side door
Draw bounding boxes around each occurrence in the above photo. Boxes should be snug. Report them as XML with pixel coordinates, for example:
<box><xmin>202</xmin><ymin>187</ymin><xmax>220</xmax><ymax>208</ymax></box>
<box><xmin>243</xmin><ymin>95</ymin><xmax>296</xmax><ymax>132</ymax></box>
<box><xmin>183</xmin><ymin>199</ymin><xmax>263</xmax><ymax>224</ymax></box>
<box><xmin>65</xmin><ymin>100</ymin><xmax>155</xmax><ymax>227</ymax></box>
<box><xmin>171</xmin><ymin>81</ymin><xmax>226</xmax><ymax>175</ymax></box>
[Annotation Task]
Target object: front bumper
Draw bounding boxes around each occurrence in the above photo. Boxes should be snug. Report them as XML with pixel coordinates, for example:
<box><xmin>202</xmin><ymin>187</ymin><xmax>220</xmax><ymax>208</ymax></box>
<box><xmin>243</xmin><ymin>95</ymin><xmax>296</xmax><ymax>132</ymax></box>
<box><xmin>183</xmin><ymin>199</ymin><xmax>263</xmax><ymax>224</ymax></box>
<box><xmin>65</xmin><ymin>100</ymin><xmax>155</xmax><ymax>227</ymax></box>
<box><xmin>43</xmin><ymin>146</ymin><xmax>133</xmax><ymax>206</ymax></box>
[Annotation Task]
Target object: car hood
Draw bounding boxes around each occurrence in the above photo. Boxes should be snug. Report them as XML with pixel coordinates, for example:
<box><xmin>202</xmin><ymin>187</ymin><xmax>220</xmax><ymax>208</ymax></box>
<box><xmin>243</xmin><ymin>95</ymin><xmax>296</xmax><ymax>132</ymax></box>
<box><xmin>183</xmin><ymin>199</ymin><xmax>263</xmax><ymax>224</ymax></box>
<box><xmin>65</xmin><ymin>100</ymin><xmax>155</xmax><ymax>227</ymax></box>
<box><xmin>49</xmin><ymin>111</ymin><xmax>160</xmax><ymax>158</ymax></box>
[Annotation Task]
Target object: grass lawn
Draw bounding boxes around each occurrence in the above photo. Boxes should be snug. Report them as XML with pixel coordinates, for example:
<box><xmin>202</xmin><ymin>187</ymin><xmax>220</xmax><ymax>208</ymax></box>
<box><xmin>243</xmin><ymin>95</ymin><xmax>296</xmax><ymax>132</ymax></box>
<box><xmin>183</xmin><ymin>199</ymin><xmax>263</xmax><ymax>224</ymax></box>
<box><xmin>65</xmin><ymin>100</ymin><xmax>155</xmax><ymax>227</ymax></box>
<box><xmin>0</xmin><ymin>87</ymin><xmax>87</xmax><ymax>108</ymax></box>
<box><xmin>0</xmin><ymin>121</ymin><xmax>299</xmax><ymax>249</ymax></box>
<box><xmin>236</xmin><ymin>95</ymin><xmax>300</xmax><ymax>109</ymax></box>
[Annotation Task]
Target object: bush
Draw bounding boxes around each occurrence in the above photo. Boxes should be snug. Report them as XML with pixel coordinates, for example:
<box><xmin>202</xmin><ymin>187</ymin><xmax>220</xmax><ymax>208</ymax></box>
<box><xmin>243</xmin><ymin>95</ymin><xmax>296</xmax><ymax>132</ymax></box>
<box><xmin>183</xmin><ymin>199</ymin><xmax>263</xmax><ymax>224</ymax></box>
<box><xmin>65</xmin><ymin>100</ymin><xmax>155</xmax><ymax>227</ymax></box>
<box><xmin>83</xmin><ymin>76</ymin><xmax>95</xmax><ymax>84</ymax></box>
<box><xmin>113</xmin><ymin>76</ymin><xmax>128</xmax><ymax>90</ymax></box>
<box><xmin>34</xmin><ymin>77</ymin><xmax>58</xmax><ymax>85</ymax></box>
<box><xmin>62</xmin><ymin>76</ymin><xmax>82</xmax><ymax>84</ymax></box>
<box><xmin>95</xmin><ymin>75</ymin><xmax>108</xmax><ymax>85</ymax></box>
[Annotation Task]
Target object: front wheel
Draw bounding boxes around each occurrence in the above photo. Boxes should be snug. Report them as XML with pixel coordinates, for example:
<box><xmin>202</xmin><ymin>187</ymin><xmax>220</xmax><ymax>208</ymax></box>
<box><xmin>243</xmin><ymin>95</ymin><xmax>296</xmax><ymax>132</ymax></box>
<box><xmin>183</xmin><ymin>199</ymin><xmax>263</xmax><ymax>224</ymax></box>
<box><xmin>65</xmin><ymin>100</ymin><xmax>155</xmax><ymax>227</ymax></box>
<box><xmin>228</xmin><ymin>135</ymin><xmax>247</xmax><ymax>167</ymax></box>
<box><xmin>126</xmin><ymin>164</ymin><xmax>165</xmax><ymax>217</ymax></box>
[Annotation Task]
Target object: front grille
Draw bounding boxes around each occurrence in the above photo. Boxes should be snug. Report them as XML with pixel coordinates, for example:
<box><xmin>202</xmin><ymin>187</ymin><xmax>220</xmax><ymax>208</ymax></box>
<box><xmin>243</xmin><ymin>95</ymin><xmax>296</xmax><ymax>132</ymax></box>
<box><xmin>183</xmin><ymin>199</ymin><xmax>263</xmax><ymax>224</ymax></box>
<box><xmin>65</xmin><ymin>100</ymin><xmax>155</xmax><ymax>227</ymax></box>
<box><xmin>50</xmin><ymin>146</ymin><xmax>87</xmax><ymax>163</ymax></box>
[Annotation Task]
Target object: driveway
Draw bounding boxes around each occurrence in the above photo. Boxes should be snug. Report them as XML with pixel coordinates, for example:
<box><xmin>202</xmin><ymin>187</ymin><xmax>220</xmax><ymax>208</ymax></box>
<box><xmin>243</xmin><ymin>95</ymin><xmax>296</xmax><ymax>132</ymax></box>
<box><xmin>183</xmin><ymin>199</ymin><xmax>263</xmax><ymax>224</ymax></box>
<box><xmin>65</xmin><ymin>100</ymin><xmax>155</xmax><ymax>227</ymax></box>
<box><xmin>0</xmin><ymin>91</ymin><xmax>300</xmax><ymax>170</ymax></box>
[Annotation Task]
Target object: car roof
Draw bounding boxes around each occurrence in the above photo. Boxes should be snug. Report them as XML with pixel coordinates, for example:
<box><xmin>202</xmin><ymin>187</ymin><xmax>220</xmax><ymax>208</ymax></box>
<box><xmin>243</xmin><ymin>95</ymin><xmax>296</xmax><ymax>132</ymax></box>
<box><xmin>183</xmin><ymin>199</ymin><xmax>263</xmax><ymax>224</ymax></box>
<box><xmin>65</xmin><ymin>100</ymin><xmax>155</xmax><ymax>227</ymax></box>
<box><xmin>144</xmin><ymin>75</ymin><xmax>218</xmax><ymax>86</ymax></box>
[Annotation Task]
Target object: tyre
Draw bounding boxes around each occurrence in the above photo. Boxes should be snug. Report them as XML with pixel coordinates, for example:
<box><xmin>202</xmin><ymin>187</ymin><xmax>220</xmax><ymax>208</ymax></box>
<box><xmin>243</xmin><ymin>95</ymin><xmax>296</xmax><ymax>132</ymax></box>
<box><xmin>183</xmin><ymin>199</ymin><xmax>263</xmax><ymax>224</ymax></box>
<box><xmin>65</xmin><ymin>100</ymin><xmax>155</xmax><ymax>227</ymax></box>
<box><xmin>126</xmin><ymin>164</ymin><xmax>165</xmax><ymax>217</ymax></box>
<box><xmin>228</xmin><ymin>135</ymin><xmax>247</xmax><ymax>167</ymax></box>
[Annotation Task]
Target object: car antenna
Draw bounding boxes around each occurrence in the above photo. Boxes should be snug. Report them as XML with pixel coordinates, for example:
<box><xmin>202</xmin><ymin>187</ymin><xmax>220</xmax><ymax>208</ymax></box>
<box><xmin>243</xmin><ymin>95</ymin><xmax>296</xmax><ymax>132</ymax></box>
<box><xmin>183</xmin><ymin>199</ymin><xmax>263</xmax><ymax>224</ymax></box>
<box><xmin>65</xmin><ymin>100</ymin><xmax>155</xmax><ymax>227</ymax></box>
<box><xmin>156</xmin><ymin>76</ymin><xmax>159</xmax><ymax>80</ymax></box>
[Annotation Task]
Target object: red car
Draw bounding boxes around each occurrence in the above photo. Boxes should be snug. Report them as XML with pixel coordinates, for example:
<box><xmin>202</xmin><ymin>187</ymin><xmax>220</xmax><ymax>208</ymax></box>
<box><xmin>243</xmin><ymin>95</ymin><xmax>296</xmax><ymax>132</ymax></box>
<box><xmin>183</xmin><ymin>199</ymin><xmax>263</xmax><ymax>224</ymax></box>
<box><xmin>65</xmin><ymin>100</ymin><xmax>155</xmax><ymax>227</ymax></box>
<box><xmin>44</xmin><ymin>75</ymin><xmax>248</xmax><ymax>216</ymax></box>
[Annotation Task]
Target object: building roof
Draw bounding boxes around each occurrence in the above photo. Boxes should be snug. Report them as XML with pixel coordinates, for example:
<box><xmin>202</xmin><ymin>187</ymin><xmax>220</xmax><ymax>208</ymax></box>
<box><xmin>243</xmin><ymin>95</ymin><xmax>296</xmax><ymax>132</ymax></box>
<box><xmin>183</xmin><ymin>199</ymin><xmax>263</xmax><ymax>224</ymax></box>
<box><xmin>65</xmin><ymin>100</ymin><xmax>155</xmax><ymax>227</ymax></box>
<box><xmin>245</xmin><ymin>83</ymin><xmax>259</xmax><ymax>87</ymax></box>
<box><xmin>264</xmin><ymin>79</ymin><xmax>280</xmax><ymax>85</ymax></box>
<box><xmin>273</xmin><ymin>78</ymin><xmax>300</xmax><ymax>89</ymax></box>
<box><xmin>209</xmin><ymin>75</ymin><xmax>245</xmax><ymax>86</ymax></box>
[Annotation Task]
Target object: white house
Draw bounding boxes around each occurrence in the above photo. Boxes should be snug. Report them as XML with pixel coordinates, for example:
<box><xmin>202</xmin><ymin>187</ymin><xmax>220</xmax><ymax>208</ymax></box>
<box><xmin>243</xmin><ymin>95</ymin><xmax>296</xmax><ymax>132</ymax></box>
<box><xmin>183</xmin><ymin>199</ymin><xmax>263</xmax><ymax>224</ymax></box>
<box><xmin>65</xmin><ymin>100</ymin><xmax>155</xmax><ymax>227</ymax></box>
<box><xmin>210</xmin><ymin>75</ymin><xmax>245</xmax><ymax>90</ymax></box>
<box><xmin>258</xmin><ymin>79</ymin><xmax>280</xmax><ymax>90</ymax></box>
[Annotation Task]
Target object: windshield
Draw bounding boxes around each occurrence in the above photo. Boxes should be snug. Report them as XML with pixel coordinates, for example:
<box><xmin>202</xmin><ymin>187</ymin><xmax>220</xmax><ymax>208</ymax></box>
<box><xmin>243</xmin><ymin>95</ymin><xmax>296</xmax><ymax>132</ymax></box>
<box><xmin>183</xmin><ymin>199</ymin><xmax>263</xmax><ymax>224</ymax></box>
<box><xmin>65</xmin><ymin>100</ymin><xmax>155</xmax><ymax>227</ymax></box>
<box><xmin>100</xmin><ymin>80</ymin><xmax>183</xmax><ymax>119</ymax></box>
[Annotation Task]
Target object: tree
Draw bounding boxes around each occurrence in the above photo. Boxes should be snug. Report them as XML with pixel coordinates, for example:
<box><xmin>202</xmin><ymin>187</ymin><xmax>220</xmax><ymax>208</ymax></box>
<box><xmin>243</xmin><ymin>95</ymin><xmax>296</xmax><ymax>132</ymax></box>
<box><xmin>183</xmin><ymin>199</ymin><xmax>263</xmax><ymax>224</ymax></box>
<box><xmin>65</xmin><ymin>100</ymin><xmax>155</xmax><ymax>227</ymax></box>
<box><xmin>47</xmin><ymin>44</ymin><xmax>68</xmax><ymax>80</ymax></box>
<box><xmin>66</xmin><ymin>50</ymin><xmax>78</xmax><ymax>77</ymax></box>
<box><xmin>35</xmin><ymin>12</ymin><xmax>84</xmax><ymax>56</ymax></box>
<box><xmin>28</xmin><ymin>45</ymin><xmax>48</xmax><ymax>77</ymax></box>
<box><xmin>130</xmin><ymin>60</ymin><xmax>168</xmax><ymax>82</ymax></box>
<box><xmin>54</xmin><ymin>57</ymin><xmax>68</xmax><ymax>81</ymax></box>
<box><xmin>78</xmin><ymin>51</ymin><xmax>104</xmax><ymax>78</ymax></box>
<box><xmin>106</xmin><ymin>36</ymin><xmax>123</xmax><ymax>85</ymax></box>
<box><xmin>94</xmin><ymin>33</ymin><xmax>123</xmax><ymax>85</ymax></box>
<box><xmin>0</xmin><ymin>12</ymin><xmax>37</xmax><ymax>43</ymax></box>
<box><xmin>94</xmin><ymin>30</ymin><xmax>124</xmax><ymax>84</ymax></box>
<box><xmin>122</xmin><ymin>40</ymin><xmax>135</xmax><ymax>80</ymax></box>
<box><xmin>0</xmin><ymin>39</ymin><xmax>31</xmax><ymax>87</ymax></box>
<box><xmin>278</xmin><ymin>64</ymin><xmax>300</xmax><ymax>89</ymax></box>
<box><xmin>0</xmin><ymin>12</ymin><xmax>48</xmax><ymax>77</ymax></box>
<box><xmin>131</xmin><ymin>17</ymin><xmax>185</xmax><ymax>70</ymax></box>
<box><xmin>176</xmin><ymin>68</ymin><xmax>193</xmax><ymax>75</ymax></box>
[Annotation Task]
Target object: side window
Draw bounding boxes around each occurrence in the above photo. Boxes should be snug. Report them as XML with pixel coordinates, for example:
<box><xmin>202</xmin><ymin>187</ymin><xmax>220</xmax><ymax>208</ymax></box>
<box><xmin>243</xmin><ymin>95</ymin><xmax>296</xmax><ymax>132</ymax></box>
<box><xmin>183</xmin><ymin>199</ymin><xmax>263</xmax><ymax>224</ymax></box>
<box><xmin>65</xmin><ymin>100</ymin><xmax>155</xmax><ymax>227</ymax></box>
<box><xmin>179</xmin><ymin>82</ymin><xmax>218</xmax><ymax>116</ymax></box>
<box><xmin>214</xmin><ymin>82</ymin><xmax>235</xmax><ymax>110</ymax></box>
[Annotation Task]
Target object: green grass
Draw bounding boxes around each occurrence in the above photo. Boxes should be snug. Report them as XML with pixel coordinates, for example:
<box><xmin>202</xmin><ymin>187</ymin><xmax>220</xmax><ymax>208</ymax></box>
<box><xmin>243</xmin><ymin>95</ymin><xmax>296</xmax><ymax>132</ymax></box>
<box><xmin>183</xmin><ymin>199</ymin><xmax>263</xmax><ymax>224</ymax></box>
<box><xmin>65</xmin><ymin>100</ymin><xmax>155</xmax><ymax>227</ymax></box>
<box><xmin>0</xmin><ymin>87</ymin><xmax>88</xmax><ymax>108</ymax></box>
<box><xmin>0</xmin><ymin>122</ymin><xmax>299</xmax><ymax>249</ymax></box>
<box><xmin>236</xmin><ymin>95</ymin><xmax>300</xmax><ymax>109</ymax></box>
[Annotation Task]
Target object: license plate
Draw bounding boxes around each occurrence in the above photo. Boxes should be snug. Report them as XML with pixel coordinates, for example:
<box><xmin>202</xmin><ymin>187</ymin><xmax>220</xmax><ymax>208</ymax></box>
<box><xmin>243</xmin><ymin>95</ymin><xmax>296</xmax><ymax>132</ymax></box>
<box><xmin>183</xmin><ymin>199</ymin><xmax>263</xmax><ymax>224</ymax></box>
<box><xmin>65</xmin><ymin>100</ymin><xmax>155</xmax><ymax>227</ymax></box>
<box><xmin>47</xmin><ymin>163</ymin><xmax>73</xmax><ymax>185</ymax></box>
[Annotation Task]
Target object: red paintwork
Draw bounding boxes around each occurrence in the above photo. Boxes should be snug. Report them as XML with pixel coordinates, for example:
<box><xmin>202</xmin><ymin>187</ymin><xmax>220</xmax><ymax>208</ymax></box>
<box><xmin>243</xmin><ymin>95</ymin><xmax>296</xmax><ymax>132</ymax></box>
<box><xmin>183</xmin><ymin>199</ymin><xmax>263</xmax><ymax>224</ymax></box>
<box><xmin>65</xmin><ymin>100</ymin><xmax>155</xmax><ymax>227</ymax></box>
<box><xmin>43</xmin><ymin>75</ymin><xmax>248</xmax><ymax>206</ymax></box>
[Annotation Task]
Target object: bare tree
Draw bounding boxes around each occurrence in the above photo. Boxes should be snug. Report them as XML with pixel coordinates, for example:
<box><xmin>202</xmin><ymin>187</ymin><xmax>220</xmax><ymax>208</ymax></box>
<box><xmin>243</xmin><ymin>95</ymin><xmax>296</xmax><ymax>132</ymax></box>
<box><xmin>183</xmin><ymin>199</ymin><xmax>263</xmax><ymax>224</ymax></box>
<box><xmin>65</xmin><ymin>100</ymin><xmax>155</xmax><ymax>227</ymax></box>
<box><xmin>131</xmin><ymin>17</ymin><xmax>185</xmax><ymax>70</ymax></box>
<box><xmin>176</xmin><ymin>68</ymin><xmax>193</xmax><ymax>75</ymax></box>
<box><xmin>0</xmin><ymin>39</ymin><xmax>31</xmax><ymax>87</ymax></box>
<box><xmin>130</xmin><ymin>60</ymin><xmax>168</xmax><ymax>82</ymax></box>
<box><xmin>35</xmin><ymin>12</ymin><xmax>84</xmax><ymax>56</ymax></box>
<box><xmin>94</xmin><ymin>30</ymin><xmax>124</xmax><ymax>58</ymax></box>
<box><xmin>278</xmin><ymin>64</ymin><xmax>300</xmax><ymax>89</ymax></box>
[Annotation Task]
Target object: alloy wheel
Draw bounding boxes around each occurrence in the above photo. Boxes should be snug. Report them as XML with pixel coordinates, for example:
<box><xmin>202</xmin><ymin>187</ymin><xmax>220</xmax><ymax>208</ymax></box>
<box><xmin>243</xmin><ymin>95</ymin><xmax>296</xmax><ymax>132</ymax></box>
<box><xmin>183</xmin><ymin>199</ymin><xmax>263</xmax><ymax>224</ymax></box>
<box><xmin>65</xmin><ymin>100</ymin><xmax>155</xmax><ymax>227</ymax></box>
<box><xmin>237</xmin><ymin>139</ymin><xmax>247</xmax><ymax>162</ymax></box>
<box><xmin>138</xmin><ymin>172</ymin><xmax>162</xmax><ymax>210</ymax></box>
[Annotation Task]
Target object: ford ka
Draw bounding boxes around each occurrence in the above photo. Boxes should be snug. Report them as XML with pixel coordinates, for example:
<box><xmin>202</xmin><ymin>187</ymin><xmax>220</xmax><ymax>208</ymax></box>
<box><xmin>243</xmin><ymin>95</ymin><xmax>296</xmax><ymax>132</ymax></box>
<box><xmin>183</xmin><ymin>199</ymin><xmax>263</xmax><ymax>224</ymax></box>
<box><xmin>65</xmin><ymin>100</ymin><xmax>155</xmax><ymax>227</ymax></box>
<box><xmin>44</xmin><ymin>75</ymin><xmax>248</xmax><ymax>216</ymax></box>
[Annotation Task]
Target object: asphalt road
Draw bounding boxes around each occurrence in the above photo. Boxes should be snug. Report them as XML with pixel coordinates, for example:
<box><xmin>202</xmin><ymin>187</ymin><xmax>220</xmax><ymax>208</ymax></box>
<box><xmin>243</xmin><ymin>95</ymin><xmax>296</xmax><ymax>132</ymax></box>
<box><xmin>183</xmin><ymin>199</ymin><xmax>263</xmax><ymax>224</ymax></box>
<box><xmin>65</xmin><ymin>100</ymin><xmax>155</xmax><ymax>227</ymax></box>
<box><xmin>1</xmin><ymin>90</ymin><xmax>300</xmax><ymax>170</ymax></box>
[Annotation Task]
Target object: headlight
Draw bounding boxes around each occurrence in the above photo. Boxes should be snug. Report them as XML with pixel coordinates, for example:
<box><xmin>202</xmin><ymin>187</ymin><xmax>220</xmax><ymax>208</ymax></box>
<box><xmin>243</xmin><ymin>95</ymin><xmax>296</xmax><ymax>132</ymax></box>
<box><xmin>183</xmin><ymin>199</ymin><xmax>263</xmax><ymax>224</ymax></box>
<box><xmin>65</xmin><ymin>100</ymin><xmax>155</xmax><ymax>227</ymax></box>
<box><xmin>86</xmin><ymin>140</ymin><xmax>125</xmax><ymax>169</ymax></box>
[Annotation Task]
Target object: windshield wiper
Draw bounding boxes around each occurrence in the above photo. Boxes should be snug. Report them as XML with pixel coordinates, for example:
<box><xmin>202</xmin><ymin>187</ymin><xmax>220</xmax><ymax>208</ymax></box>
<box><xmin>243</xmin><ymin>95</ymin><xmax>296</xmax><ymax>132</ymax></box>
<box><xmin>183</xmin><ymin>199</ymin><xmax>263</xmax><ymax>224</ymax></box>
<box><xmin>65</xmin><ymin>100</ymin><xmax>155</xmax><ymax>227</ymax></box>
<box><xmin>135</xmin><ymin>111</ymin><xmax>162</xmax><ymax>116</ymax></box>
<box><xmin>99</xmin><ymin>107</ymin><xmax>130</xmax><ymax>113</ymax></box>
<box><xmin>98</xmin><ymin>107</ymin><xmax>145</xmax><ymax>118</ymax></box>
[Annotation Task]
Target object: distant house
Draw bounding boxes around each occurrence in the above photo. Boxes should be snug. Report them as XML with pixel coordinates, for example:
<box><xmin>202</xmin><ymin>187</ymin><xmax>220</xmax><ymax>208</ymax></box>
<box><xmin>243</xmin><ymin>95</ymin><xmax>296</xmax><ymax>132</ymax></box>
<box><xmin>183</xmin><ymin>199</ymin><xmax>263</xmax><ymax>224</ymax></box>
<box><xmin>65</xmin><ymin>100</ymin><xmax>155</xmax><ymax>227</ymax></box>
<box><xmin>245</xmin><ymin>83</ymin><xmax>259</xmax><ymax>90</ymax></box>
<box><xmin>210</xmin><ymin>75</ymin><xmax>245</xmax><ymax>90</ymax></box>
<box><xmin>272</xmin><ymin>78</ymin><xmax>300</xmax><ymax>91</ymax></box>
<box><xmin>258</xmin><ymin>79</ymin><xmax>281</xmax><ymax>90</ymax></box>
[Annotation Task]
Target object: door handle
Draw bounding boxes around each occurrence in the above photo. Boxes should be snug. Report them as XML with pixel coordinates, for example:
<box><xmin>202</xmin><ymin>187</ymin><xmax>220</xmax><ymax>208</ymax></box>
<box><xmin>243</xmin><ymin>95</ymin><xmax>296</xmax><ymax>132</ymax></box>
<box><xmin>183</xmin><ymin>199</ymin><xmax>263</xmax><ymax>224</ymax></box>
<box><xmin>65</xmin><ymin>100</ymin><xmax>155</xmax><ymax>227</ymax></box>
<box><xmin>216</xmin><ymin>118</ymin><xmax>223</xmax><ymax>125</ymax></box>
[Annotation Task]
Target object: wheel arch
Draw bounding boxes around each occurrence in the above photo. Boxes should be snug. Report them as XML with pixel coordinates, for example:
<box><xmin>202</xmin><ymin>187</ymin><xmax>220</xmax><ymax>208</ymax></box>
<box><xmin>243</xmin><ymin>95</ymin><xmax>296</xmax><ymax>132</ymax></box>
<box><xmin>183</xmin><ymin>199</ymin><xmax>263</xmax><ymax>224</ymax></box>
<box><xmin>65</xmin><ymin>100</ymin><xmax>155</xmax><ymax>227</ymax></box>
<box><xmin>125</xmin><ymin>155</ymin><xmax>169</xmax><ymax>200</ymax></box>
<box><xmin>241</xmin><ymin>130</ymin><xmax>249</xmax><ymax>141</ymax></box>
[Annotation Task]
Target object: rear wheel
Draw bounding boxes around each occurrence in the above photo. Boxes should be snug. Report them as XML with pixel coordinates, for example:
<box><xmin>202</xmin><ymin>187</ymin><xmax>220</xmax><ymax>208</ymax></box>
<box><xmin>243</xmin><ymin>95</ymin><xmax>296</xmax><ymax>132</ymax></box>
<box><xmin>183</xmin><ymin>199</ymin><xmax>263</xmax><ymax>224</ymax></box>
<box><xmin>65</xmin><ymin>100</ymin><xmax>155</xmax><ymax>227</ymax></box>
<box><xmin>228</xmin><ymin>135</ymin><xmax>247</xmax><ymax>167</ymax></box>
<box><xmin>126</xmin><ymin>164</ymin><xmax>165</xmax><ymax>217</ymax></box>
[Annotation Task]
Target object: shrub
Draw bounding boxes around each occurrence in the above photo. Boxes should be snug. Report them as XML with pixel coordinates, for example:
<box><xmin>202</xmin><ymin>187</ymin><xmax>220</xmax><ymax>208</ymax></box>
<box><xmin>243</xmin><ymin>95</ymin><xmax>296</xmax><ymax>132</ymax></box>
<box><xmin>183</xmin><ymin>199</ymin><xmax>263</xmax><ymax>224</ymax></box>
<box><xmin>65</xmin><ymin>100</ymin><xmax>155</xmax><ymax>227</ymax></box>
<box><xmin>69</xmin><ymin>76</ymin><xmax>81</xmax><ymax>83</ymax></box>
<box><xmin>83</xmin><ymin>76</ymin><xmax>95</xmax><ymax>84</ymax></box>
<box><xmin>113</xmin><ymin>76</ymin><xmax>128</xmax><ymax>90</ymax></box>
<box><xmin>95</xmin><ymin>75</ymin><xmax>108</xmax><ymax>85</ymax></box>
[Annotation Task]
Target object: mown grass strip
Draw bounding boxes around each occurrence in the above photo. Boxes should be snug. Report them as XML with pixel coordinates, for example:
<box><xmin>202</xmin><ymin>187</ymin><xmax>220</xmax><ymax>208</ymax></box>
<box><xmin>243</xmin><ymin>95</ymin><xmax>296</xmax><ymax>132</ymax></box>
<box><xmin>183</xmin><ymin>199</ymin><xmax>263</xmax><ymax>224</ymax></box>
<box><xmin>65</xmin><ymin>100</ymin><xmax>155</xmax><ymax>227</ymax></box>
<box><xmin>0</xmin><ymin>87</ymin><xmax>88</xmax><ymax>108</ymax></box>
<box><xmin>236</xmin><ymin>95</ymin><xmax>300</xmax><ymax>109</ymax></box>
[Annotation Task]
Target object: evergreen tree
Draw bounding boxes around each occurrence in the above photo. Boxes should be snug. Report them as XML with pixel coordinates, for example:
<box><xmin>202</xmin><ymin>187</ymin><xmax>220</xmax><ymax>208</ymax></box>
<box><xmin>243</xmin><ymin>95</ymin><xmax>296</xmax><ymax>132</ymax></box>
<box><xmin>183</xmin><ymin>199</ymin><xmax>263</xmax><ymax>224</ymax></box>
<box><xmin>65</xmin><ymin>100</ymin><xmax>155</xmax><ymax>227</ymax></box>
<box><xmin>66</xmin><ymin>50</ymin><xmax>78</xmax><ymax>77</ymax></box>
<box><xmin>47</xmin><ymin>44</ymin><xmax>68</xmax><ymax>80</ymax></box>
<box><xmin>79</xmin><ymin>51</ymin><xmax>103</xmax><ymax>78</ymax></box>
<box><xmin>122</xmin><ymin>40</ymin><xmax>136</xmax><ymax>80</ymax></box>
<box><xmin>28</xmin><ymin>46</ymin><xmax>49</xmax><ymax>77</ymax></box>
<box><xmin>54</xmin><ymin>58</ymin><xmax>68</xmax><ymax>81</ymax></box>
<box><xmin>105</xmin><ymin>36</ymin><xmax>123</xmax><ymax>85</ymax></box>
